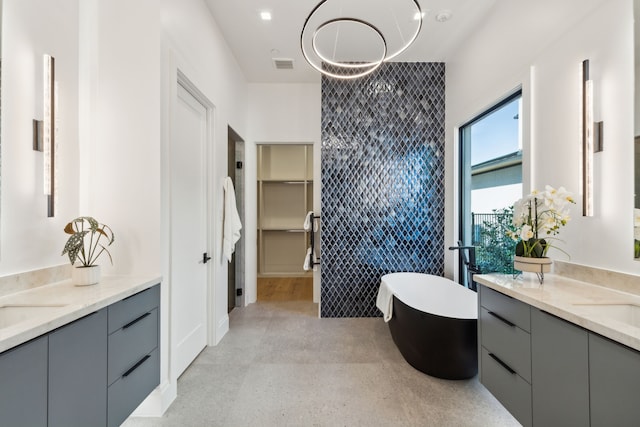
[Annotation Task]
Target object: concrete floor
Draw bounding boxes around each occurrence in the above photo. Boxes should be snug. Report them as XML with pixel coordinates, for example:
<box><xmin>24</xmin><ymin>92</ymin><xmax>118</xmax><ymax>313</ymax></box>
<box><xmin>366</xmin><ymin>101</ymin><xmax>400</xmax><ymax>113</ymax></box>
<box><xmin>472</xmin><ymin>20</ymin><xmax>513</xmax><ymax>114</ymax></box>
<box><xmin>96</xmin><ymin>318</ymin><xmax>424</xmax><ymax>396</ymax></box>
<box><xmin>123</xmin><ymin>301</ymin><xmax>519</xmax><ymax>427</ymax></box>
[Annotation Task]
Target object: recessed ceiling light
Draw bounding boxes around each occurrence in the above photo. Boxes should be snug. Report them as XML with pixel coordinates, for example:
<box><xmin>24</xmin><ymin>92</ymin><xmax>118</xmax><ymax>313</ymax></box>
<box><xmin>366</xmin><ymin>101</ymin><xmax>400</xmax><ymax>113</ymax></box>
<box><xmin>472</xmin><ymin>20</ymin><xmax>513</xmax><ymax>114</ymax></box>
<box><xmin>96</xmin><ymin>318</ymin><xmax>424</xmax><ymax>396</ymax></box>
<box><xmin>260</xmin><ymin>11</ymin><xmax>272</xmax><ymax>21</ymax></box>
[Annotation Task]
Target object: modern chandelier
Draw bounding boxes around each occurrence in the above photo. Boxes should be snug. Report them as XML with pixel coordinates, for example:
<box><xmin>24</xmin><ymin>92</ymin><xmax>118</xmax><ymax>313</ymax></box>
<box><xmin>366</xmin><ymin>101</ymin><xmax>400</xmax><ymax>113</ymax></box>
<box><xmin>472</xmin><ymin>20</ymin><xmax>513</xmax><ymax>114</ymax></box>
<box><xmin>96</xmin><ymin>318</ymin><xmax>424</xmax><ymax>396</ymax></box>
<box><xmin>300</xmin><ymin>0</ymin><xmax>423</xmax><ymax>80</ymax></box>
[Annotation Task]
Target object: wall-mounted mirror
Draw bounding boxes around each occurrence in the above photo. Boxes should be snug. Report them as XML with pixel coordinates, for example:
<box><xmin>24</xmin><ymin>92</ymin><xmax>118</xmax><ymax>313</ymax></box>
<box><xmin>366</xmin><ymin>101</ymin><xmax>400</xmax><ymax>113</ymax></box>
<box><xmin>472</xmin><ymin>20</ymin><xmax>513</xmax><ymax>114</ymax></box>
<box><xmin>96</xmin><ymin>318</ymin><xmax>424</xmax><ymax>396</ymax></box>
<box><xmin>635</xmin><ymin>0</ymin><xmax>640</xmax><ymax>259</ymax></box>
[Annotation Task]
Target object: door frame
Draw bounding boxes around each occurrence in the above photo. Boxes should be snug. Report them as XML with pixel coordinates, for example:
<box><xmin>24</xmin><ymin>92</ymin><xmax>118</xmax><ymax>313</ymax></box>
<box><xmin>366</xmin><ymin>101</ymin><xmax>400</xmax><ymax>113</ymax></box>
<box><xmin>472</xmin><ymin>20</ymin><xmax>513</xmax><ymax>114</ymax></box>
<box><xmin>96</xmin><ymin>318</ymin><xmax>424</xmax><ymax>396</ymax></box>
<box><xmin>227</xmin><ymin>126</ymin><xmax>245</xmax><ymax>309</ymax></box>
<box><xmin>253</xmin><ymin>141</ymin><xmax>316</xmax><ymax>303</ymax></box>
<box><xmin>456</xmin><ymin>89</ymin><xmax>523</xmax><ymax>285</ymax></box>
<box><xmin>168</xmin><ymin>67</ymin><xmax>217</xmax><ymax>377</ymax></box>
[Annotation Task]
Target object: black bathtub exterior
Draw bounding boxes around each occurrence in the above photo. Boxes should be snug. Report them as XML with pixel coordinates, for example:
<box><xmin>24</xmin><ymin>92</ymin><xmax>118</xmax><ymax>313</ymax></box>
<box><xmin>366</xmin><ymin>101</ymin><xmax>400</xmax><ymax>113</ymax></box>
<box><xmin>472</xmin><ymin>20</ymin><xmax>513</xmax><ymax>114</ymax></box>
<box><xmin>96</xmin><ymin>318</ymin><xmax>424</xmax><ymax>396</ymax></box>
<box><xmin>388</xmin><ymin>296</ymin><xmax>478</xmax><ymax>380</ymax></box>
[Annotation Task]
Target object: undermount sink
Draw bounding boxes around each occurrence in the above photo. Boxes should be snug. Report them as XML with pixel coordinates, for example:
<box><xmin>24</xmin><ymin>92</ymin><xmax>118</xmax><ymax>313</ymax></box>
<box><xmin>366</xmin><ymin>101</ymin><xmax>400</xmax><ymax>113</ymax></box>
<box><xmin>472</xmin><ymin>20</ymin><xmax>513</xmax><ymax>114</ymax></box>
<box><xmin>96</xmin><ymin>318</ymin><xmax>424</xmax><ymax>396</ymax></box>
<box><xmin>0</xmin><ymin>304</ymin><xmax>68</xmax><ymax>329</ymax></box>
<box><xmin>573</xmin><ymin>303</ymin><xmax>640</xmax><ymax>329</ymax></box>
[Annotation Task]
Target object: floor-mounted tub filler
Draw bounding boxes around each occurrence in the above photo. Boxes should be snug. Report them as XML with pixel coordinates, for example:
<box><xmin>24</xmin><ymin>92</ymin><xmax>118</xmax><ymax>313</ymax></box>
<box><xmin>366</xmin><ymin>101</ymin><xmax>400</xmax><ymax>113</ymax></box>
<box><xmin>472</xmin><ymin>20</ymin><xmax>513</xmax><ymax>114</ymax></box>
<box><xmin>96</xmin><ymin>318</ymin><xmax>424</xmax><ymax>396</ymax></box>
<box><xmin>376</xmin><ymin>272</ymin><xmax>478</xmax><ymax>380</ymax></box>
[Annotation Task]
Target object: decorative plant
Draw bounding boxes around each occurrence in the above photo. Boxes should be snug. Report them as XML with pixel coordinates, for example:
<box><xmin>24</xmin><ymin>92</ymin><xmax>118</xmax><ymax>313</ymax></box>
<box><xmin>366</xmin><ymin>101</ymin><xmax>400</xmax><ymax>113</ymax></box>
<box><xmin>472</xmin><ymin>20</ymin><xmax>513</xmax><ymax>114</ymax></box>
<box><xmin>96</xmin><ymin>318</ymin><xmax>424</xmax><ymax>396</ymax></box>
<box><xmin>62</xmin><ymin>217</ymin><xmax>114</xmax><ymax>267</ymax></box>
<box><xmin>475</xmin><ymin>206</ymin><xmax>518</xmax><ymax>274</ymax></box>
<box><xmin>506</xmin><ymin>185</ymin><xmax>575</xmax><ymax>258</ymax></box>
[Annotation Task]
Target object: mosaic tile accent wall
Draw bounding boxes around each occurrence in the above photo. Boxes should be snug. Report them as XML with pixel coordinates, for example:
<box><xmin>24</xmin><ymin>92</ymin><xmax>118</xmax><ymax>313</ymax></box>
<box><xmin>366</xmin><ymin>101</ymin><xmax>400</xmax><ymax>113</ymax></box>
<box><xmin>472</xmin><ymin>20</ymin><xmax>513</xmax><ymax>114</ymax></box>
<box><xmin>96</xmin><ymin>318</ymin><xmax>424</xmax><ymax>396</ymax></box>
<box><xmin>321</xmin><ymin>62</ymin><xmax>445</xmax><ymax>318</ymax></box>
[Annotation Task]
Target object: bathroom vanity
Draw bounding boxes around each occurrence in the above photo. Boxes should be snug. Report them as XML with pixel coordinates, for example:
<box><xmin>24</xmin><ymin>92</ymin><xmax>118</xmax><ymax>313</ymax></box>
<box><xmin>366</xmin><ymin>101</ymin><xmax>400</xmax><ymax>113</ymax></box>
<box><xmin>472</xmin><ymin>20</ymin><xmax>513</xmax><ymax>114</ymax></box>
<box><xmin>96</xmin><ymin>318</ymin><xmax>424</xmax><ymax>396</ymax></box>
<box><xmin>476</xmin><ymin>272</ymin><xmax>640</xmax><ymax>427</ymax></box>
<box><xmin>0</xmin><ymin>276</ymin><xmax>160</xmax><ymax>427</ymax></box>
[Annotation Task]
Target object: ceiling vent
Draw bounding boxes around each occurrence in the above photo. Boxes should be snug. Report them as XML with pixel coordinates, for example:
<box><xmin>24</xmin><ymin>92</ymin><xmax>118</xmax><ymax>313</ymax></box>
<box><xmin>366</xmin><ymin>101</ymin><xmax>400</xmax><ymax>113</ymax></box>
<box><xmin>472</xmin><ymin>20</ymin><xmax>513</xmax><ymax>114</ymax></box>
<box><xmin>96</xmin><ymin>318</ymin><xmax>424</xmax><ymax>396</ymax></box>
<box><xmin>273</xmin><ymin>58</ymin><xmax>294</xmax><ymax>70</ymax></box>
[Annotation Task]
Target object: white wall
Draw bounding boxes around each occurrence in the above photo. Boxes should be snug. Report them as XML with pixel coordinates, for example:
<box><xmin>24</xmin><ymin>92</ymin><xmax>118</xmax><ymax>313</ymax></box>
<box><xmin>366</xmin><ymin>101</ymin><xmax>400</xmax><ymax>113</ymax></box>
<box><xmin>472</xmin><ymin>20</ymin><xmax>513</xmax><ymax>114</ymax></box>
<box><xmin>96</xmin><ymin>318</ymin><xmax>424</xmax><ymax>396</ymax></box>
<box><xmin>446</xmin><ymin>0</ymin><xmax>638</xmax><ymax>277</ymax></box>
<box><xmin>0</xmin><ymin>0</ymin><xmax>79</xmax><ymax>275</ymax></box>
<box><xmin>2</xmin><ymin>0</ymin><xmax>162</xmax><ymax>278</ymax></box>
<box><xmin>246</xmin><ymin>83</ymin><xmax>321</xmax><ymax>303</ymax></box>
<box><xmin>80</xmin><ymin>0</ymin><xmax>161</xmax><ymax>277</ymax></box>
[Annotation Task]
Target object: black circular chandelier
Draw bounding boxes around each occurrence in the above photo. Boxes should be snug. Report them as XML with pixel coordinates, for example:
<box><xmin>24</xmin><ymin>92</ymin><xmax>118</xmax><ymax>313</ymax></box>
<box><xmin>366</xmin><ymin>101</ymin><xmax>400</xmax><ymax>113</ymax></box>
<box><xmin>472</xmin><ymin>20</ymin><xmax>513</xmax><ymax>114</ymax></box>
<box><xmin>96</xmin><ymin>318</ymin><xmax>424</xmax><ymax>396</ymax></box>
<box><xmin>301</xmin><ymin>0</ymin><xmax>423</xmax><ymax>80</ymax></box>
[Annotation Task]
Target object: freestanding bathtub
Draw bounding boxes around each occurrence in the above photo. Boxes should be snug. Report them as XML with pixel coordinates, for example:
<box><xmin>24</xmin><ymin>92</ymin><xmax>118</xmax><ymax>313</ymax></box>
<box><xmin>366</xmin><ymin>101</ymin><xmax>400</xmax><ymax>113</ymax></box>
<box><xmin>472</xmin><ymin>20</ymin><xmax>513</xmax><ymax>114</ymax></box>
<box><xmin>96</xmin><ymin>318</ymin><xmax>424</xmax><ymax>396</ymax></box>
<box><xmin>379</xmin><ymin>272</ymin><xmax>478</xmax><ymax>380</ymax></box>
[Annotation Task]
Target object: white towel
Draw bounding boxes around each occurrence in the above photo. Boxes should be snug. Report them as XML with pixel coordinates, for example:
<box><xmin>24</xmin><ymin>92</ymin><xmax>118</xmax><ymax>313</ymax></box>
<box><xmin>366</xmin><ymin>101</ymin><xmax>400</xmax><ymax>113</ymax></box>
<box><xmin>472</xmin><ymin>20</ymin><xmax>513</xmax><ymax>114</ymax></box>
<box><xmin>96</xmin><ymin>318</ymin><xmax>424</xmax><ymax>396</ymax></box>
<box><xmin>303</xmin><ymin>211</ymin><xmax>314</xmax><ymax>231</ymax></box>
<box><xmin>303</xmin><ymin>247</ymin><xmax>319</xmax><ymax>272</ymax></box>
<box><xmin>376</xmin><ymin>279</ymin><xmax>394</xmax><ymax>322</ymax></box>
<box><xmin>303</xmin><ymin>247</ymin><xmax>312</xmax><ymax>271</ymax></box>
<box><xmin>223</xmin><ymin>177</ymin><xmax>242</xmax><ymax>262</ymax></box>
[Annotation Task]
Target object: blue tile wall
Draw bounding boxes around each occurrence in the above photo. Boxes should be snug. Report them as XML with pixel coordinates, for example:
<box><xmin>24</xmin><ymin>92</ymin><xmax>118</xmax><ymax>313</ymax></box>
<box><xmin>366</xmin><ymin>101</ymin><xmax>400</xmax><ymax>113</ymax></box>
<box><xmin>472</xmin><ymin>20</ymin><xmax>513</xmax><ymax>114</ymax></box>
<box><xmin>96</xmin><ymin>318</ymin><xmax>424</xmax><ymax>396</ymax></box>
<box><xmin>320</xmin><ymin>62</ymin><xmax>446</xmax><ymax>318</ymax></box>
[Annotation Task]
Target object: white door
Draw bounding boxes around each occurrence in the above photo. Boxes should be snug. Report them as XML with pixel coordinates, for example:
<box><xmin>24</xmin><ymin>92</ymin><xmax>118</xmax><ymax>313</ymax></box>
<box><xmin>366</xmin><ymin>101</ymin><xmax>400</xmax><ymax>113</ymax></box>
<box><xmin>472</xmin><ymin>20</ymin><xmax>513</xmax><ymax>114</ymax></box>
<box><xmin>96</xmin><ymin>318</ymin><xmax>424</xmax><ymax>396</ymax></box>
<box><xmin>171</xmin><ymin>81</ymin><xmax>210</xmax><ymax>378</ymax></box>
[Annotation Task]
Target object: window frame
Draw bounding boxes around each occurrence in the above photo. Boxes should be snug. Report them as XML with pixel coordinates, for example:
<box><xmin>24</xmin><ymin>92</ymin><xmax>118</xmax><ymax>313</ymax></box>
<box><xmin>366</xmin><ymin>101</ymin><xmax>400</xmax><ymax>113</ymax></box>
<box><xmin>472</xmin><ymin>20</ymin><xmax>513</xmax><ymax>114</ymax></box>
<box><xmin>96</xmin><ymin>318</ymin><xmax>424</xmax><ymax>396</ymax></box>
<box><xmin>457</xmin><ymin>90</ymin><xmax>523</xmax><ymax>286</ymax></box>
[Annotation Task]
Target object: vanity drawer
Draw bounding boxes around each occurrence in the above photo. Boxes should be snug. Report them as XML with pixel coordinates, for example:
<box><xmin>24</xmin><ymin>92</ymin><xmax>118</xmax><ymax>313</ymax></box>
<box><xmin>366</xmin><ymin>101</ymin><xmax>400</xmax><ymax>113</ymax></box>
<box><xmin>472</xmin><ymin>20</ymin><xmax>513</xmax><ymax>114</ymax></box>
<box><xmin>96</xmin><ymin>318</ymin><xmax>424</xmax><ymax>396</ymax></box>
<box><xmin>108</xmin><ymin>285</ymin><xmax>160</xmax><ymax>333</ymax></box>
<box><xmin>108</xmin><ymin>308</ymin><xmax>158</xmax><ymax>386</ymax></box>
<box><xmin>480</xmin><ymin>307</ymin><xmax>531</xmax><ymax>382</ymax></box>
<box><xmin>481</xmin><ymin>348</ymin><xmax>532</xmax><ymax>427</ymax></box>
<box><xmin>107</xmin><ymin>348</ymin><xmax>159</xmax><ymax>427</ymax></box>
<box><xmin>480</xmin><ymin>286</ymin><xmax>530</xmax><ymax>332</ymax></box>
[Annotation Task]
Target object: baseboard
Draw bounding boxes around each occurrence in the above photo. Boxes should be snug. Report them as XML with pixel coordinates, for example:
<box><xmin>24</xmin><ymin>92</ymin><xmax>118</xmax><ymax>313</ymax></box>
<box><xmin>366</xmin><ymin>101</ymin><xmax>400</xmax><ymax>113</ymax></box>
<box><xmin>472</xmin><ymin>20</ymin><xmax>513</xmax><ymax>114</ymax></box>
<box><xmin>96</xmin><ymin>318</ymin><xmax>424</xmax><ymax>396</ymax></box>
<box><xmin>129</xmin><ymin>379</ymin><xmax>176</xmax><ymax>418</ymax></box>
<box><xmin>215</xmin><ymin>314</ymin><xmax>229</xmax><ymax>345</ymax></box>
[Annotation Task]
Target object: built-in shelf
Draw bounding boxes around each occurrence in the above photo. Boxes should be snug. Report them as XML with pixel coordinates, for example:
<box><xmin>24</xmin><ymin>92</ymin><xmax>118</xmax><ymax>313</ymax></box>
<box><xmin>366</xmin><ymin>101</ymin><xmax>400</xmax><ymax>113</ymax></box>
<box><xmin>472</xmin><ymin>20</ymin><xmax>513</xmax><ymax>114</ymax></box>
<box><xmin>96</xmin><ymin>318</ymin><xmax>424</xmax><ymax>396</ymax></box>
<box><xmin>258</xmin><ymin>145</ymin><xmax>312</xmax><ymax>181</ymax></box>
<box><xmin>258</xmin><ymin>144</ymin><xmax>313</xmax><ymax>277</ymax></box>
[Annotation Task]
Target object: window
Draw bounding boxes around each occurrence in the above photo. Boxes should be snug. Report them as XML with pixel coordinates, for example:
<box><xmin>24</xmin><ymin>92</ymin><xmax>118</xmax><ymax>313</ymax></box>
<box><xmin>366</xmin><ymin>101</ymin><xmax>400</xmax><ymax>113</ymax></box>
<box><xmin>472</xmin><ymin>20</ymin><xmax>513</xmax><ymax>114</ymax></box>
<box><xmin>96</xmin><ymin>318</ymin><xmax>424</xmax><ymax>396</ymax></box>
<box><xmin>458</xmin><ymin>91</ymin><xmax>522</xmax><ymax>285</ymax></box>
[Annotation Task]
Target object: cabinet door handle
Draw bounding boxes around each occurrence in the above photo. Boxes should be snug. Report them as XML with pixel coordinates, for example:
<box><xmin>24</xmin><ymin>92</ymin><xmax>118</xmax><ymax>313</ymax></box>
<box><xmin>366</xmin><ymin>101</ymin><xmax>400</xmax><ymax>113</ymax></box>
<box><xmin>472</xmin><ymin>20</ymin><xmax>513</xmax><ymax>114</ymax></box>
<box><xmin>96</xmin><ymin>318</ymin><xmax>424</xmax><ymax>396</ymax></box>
<box><xmin>488</xmin><ymin>311</ymin><xmax>516</xmax><ymax>327</ymax></box>
<box><xmin>122</xmin><ymin>312</ymin><xmax>152</xmax><ymax>330</ymax></box>
<box><xmin>488</xmin><ymin>353</ymin><xmax>516</xmax><ymax>375</ymax></box>
<box><xmin>122</xmin><ymin>354</ymin><xmax>151</xmax><ymax>378</ymax></box>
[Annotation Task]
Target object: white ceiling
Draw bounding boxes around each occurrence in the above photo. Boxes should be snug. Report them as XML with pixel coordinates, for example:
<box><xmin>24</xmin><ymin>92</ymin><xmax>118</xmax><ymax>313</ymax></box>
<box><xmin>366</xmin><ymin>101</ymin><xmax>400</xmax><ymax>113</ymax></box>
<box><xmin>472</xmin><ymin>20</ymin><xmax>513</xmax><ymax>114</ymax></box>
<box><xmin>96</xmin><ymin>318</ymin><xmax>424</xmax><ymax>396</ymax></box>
<box><xmin>204</xmin><ymin>0</ymin><xmax>498</xmax><ymax>83</ymax></box>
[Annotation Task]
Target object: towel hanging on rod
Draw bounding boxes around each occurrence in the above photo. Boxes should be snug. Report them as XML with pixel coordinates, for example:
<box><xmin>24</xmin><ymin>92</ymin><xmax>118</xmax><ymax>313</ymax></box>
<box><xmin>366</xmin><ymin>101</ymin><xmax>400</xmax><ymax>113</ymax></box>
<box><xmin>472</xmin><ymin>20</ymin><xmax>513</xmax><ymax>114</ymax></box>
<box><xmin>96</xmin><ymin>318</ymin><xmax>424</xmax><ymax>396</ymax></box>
<box><xmin>223</xmin><ymin>177</ymin><xmax>242</xmax><ymax>262</ymax></box>
<box><xmin>303</xmin><ymin>211</ymin><xmax>314</xmax><ymax>231</ymax></box>
<box><xmin>303</xmin><ymin>212</ymin><xmax>321</xmax><ymax>270</ymax></box>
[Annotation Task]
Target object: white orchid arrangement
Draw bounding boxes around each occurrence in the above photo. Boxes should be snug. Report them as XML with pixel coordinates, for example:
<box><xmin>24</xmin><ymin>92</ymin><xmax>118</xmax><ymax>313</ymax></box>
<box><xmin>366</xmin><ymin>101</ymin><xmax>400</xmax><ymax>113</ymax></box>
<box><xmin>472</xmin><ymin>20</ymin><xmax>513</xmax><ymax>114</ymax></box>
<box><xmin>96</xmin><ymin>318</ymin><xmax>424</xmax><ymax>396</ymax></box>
<box><xmin>506</xmin><ymin>185</ymin><xmax>575</xmax><ymax>258</ymax></box>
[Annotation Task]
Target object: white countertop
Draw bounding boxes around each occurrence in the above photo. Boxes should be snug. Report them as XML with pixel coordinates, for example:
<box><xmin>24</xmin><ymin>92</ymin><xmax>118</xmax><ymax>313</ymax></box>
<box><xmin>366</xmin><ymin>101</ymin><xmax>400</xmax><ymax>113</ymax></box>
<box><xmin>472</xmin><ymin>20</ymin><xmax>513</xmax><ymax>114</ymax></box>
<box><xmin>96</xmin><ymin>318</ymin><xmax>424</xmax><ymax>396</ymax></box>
<box><xmin>0</xmin><ymin>276</ymin><xmax>161</xmax><ymax>353</ymax></box>
<box><xmin>475</xmin><ymin>273</ymin><xmax>640</xmax><ymax>352</ymax></box>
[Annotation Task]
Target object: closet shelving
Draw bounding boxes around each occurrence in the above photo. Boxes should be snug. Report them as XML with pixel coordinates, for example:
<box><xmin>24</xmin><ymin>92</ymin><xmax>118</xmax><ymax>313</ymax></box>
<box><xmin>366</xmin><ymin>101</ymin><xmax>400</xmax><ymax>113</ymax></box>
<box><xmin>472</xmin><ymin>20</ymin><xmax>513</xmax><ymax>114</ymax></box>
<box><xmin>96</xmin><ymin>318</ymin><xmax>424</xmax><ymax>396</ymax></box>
<box><xmin>258</xmin><ymin>144</ymin><xmax>313</xmax><ymax>276</ymax></box>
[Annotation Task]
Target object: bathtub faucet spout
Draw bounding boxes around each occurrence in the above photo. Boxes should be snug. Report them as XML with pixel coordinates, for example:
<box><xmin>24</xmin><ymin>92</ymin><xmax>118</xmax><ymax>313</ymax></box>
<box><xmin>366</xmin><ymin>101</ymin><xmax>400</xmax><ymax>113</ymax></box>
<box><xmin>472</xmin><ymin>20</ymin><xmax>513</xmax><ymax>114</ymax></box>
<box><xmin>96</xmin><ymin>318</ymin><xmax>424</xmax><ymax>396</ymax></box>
<box><xmin>448</xmin><ymin>241</ymin><xmax>481</xmax><ymax>291</ymax></box>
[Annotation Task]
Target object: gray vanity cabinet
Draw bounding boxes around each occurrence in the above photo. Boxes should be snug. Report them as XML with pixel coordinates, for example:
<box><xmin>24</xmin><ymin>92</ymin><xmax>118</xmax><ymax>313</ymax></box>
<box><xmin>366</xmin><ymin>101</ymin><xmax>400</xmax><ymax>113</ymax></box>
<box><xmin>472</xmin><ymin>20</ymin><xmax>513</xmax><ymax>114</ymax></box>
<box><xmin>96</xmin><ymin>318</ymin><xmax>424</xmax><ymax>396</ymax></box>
<box><xmin>531</xmin><ymin>308</ymin><xmax>589</xmax><ymax>427</ymax></box>
<box><xmin>480</xmin><ymin>284</ymin><xmax>640</xmax><ymax>426</ymax></box>
<box><xmin>0</xmin><ymin>336</ymin><xmax>48</xmax><ymax>426</ymax></box>
<box><xmin>480</xmin><ymin>287</ymin><xmax>590</xmax><ymax>427</ymax></box>
<box><xmin>478</xmin><ymin>286</ymin><xmax>532</xmax><ymax>427</ymax></box>
<box><xmin>107</xmin><ymin>285</ymin><xmax>160</xmax><ymax>427</ymax></box>
<box><xmin>49</xmin><ymin>308</ymin><xmax>108</xmax><ymax>427</ymax></box>
<box><xmin>589</xmin><ymin>332</ymin><xmax>640</xmax><ymax>426</ymax></box>
<box><xmin>0</xmin><ymin>283</ymin><xmax>160</xmax><ymax>427</ymax></box>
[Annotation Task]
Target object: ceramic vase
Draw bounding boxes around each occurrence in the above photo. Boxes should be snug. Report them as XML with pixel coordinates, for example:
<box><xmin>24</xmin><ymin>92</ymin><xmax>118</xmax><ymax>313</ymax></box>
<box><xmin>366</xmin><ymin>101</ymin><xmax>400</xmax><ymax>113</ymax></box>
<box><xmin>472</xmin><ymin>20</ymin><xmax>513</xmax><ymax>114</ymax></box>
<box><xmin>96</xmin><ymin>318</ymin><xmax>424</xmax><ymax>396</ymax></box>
<box><xmin>72</xmin><ymin>265</ymin><xmax>101</xmax><ymax>286</ymax></box>
<box><xmin>513</xmin><ymin>256</ymin><xmax>552</xmax><ymax>274</ymax></box>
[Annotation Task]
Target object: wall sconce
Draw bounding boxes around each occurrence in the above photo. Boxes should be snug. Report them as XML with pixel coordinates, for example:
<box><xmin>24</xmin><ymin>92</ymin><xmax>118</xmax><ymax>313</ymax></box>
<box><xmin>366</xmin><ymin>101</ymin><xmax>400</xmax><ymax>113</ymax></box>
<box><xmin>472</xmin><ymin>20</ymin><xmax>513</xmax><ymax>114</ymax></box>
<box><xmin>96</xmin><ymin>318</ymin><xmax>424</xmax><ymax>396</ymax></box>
<box><xmin>34</xmin><ymin>55</ymin><xmax>57</xmax><ymax>217</ymax></box>
<box><xmin>582</xmin><ymin>59</ymin><xmax>603</xmax><ymax>217</ymax></box>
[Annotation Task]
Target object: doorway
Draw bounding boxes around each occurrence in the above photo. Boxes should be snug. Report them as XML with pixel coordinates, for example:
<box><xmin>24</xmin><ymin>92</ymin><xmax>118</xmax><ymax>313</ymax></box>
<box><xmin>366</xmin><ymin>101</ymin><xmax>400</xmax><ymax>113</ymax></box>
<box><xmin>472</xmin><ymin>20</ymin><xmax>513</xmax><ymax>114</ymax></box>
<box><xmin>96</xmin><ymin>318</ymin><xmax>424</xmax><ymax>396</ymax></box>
<box><xmin>170</xmin><ymin>72</ymin><xmax>213</xmax><ymax>378</ymax></box>
<box><xmin>227</xmin><ymin>127</ymin><xmax>245</xmax><ymax>311</ymax></box>
<box><xmin>257</xmin><ymin>144</ymin><xmax>314</xmax><ymax>302</ymax></box>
